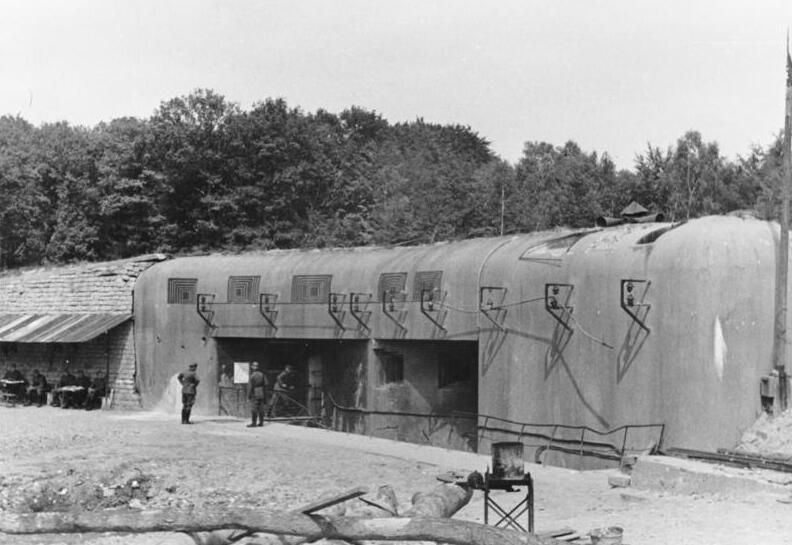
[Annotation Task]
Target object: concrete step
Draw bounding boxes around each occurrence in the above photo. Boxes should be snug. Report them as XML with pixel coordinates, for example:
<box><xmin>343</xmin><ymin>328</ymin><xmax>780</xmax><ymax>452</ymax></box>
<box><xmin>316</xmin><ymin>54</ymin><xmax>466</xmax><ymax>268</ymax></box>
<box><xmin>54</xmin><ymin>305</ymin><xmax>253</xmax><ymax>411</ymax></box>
<box><xmin>631</xmin><ymin>455</ymin><xmax>791</xmax><ymax>498</ymax></box>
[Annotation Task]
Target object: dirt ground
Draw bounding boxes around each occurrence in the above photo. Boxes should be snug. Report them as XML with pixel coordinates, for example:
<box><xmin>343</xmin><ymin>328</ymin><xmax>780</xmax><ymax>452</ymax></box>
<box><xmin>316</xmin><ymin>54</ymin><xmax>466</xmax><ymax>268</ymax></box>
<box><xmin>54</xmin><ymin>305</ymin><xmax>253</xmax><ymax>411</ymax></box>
<box><xmin>2</xmin><ymin>407</ymin><xmax>792</xmax><ymax>545</ymax></box>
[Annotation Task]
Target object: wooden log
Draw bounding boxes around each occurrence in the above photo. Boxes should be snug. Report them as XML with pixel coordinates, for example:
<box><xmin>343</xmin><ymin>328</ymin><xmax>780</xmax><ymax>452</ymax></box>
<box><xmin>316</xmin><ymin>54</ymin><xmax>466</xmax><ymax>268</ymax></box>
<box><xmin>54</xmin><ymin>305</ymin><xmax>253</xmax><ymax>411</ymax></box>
<box><xmin>405</xmin><ymin>483</ymin><xmax>473</xmax><ymax>518</ymax></box>
<box><xmin>193</xmin><ymin>483</ymin><xmax>464</xmax><ymax>545</ymax></box>
<box><xmin>0</xmin><ymin>508</ymin><xmax>558</xmax><ymax>545</ymax></box>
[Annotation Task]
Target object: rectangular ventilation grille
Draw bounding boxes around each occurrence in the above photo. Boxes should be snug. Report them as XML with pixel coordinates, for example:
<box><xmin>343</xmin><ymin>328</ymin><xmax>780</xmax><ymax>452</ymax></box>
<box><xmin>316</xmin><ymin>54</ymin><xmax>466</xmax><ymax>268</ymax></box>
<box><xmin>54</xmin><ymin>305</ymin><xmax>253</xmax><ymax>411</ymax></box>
<box><xmin>413</xmin><ymin>271</ymin><xmax>443</xmax><ymax>300</ymax></box>
<box><xmin>291</xmin><ymin>275</ymin><xmax>332</xmax><ymax>303</ymax></box>
<box><xmin>378</xmin><ymin>272</ymin><xmax>408</xmax><ymax>302</ymax></box>
<box><xmin>168</xmin><ymin>278</ymin><xmax>198</xmax><ymax>304</ymax></box>
<box><xmin>228</xmin><ymin>276</ymin><xmax>261</xmax><ymax>303</ymax></box>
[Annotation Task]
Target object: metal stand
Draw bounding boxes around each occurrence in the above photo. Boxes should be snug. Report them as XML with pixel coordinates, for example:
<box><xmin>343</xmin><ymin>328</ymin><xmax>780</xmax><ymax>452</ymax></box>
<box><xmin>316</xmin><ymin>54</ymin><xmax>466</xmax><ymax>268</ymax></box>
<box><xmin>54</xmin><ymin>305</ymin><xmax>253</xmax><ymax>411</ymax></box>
<box><xmin>483</xmin><ymin>471</ymin><xmax>534</xmax><ymax>533</ymax></box>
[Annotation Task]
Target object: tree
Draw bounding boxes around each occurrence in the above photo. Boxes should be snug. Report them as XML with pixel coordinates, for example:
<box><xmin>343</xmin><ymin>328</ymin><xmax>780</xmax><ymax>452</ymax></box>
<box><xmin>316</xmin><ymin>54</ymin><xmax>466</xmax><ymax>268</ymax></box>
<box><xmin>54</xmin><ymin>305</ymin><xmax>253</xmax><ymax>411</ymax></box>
<box><xmin>745</xmin><ymin>135</ymin><xmax>785</xmax><ymax>221</ymax></box>
<box><xmin>3</xmin><ymin>89</ymin><xmax>779</xmax><ymax>266</ymax></box>
<box><xmin>0</xmin><ymin>116</ymin><xmax>48</xmax><ymax>267</ymax></box>
<box><xmin>514</xmin><ymin>140</ymin><xmax>617</xmax><ymax>230</ymax></box>
<box><xmin>147</xmin><ymin>89</ymin><xmax>241</xmax><ymax>252</ymax></box>
<box><xmin>32</xmin><ymin>121</ymin><xmax>100</xmax><ymax>263</ymax></box>
<box><xmin>633</xmin><ymin>131</ymin><xmax>734</xmax><ymax>221</ymax></box>
<box><xmin>467</xmin><ymin>159</ymin><xmax>517</xmax><ymax>238</ymax></box>
<box><xmin>221</xmin><ymin>98</ymin><xmax>325</xmax><ymax>249</ymax></box>
<box><xmin>369</xmin><ymin>120</ymin><xmax>495</xmax><ymax>244</ymax></box>
<box><xmin>93</xmin><ymin>117</ymin><xmax>165</xmax><ymax>258</ymax></box>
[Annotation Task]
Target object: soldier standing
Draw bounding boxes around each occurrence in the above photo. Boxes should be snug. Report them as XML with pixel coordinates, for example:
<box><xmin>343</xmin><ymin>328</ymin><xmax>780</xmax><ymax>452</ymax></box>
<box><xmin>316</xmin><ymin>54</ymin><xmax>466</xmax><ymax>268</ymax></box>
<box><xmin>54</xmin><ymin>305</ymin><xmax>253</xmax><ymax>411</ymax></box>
<box><xmin>177</xmin><ymin>363</ymin><xmax>200</xmax><ymax>424</ymax></box>
<box><xmin>247</xmin><ymin>361</ymin><xmax>268</xmax><ymax>427</ymax></box>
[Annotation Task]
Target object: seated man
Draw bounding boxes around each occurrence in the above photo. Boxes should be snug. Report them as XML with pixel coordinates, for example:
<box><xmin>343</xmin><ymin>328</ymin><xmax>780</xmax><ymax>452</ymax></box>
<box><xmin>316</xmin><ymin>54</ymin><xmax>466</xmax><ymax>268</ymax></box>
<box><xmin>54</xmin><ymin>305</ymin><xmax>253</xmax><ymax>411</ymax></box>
<box><xmin>25</xmin><ymin>369</ymin><xmax>49</xmax><ymax>407</ymax></box>
<box><xmin>83</xmin><ymin>371</ymin><xmax>107</xmax><ymax>410</ymax></box>
<box><xmin>62</xmin><ymin>369</ymin><xmax>91</xmax><ymax>409</ymax></box>
<box><xmin>2</xmin><ymin>363</ymin><xmax>27</xmax><ymax>400</ymax></box>
<box><xmin>51</xmin><ymin>367</ymin><xmax>76</xmax><ymax>407</ymax></box>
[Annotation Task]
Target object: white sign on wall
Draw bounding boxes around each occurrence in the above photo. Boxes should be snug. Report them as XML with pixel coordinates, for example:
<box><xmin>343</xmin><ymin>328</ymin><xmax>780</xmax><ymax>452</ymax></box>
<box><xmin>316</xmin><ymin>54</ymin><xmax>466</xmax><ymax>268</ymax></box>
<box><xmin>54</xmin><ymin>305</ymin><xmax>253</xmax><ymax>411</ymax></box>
<box><xmin>234</xmin><ymin>362</ymin><xmax>250</xmax><ymax>384</ymax></box>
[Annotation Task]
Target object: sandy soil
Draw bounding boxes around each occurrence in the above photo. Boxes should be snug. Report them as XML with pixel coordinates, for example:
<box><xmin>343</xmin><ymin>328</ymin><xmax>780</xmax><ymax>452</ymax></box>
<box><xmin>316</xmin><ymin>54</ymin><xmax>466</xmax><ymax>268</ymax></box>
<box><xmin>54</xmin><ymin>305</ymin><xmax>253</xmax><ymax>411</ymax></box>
<box><xmin>2</xmin><ymin>406</ymin><xmax>792</xmax><ymax>545</ymax></box>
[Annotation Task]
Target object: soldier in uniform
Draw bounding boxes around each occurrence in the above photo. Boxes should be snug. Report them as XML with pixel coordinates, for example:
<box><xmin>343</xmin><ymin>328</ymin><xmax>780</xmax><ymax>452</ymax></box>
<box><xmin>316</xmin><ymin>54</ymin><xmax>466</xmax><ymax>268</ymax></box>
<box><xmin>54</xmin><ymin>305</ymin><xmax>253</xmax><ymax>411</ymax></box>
<box><xmin>84</xmin><ymin>371</ymin><xmax>107</xmax><ymax>410</ymax></box>
<box><xmin>62</xmin><ymin>369</ymin><xmax>91</xmax><ymax>409</ymax></box>
<box><xmin>268</xmin><ymin>363</ymin><xmax>298</xmax><ymax>417</ymax></box>
<box><xmin>2</xmin><ymin>363</ymin><xmax>27</xmax><ymax>400</ymax></box>
<box><xmin>25</xmin><ymin>369</ymin><xmax>48</xmax><ymax>407</ymax></box>
<box><xmin>247</xmin><ymin>361</ymin><xmax>268</xmax><ymax>427</ymax></box>
<box><xmin>51</xmin><ymin>364</ymin><xmax>76</xmax><ymax>407</ymax></box>
<box><xmin>177</xmin><ymin>363</ymin><xmax>200</xmax><ymax>424</ymax></box>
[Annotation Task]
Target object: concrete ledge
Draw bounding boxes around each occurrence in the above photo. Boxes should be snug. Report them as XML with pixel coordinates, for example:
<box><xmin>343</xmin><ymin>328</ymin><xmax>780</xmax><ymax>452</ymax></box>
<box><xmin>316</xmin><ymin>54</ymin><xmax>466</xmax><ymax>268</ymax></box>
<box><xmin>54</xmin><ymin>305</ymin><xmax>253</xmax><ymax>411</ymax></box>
<box><xmin>631</xmin><ymin>455</ymin><xmax>791</xmax><ymax>497</ymax></box>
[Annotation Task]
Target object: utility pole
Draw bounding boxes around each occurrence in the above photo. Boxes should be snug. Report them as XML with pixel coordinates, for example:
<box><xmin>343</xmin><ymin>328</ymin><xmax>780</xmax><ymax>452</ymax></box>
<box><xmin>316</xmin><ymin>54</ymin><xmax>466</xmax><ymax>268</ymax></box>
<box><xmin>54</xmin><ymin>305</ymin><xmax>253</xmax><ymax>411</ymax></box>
<box><xmin>773</xmin><ymin>36</ymin><xmax>792</xmax><ymax>411</ymax></box>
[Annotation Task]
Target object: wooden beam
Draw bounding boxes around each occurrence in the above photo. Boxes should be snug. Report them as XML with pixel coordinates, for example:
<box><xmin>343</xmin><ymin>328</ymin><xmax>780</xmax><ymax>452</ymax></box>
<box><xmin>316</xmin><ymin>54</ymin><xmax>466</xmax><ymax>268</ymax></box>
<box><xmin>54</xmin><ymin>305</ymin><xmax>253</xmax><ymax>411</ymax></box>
<box><xmin>293</xmin><ymin>486</ymin><xmax>369</xmax><ymax>514</ymax></box>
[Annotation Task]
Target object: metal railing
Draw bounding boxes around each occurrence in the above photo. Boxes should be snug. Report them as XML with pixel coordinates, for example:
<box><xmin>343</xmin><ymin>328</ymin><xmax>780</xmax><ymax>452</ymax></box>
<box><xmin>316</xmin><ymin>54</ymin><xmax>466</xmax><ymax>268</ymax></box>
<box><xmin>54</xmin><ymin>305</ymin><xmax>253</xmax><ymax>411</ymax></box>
<box><xmin>324</xmin><ymin>392</ymin><xmax>665</xmax><ymax>465</ymax></box>
<box><xmin>477</xmin><ymin>414</ymin><xmax>664</xmax><ymax>463</ymax></box>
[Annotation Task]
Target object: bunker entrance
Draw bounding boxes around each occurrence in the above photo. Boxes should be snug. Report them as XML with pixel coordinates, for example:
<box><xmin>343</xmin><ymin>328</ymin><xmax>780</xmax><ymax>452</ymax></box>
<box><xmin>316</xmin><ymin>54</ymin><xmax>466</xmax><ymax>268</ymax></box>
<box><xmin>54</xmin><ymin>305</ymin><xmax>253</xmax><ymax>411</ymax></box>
<box><xmin>214</xmin><ymin>338</ymin><xmax>368</xmax><ymax>420</ymax></box>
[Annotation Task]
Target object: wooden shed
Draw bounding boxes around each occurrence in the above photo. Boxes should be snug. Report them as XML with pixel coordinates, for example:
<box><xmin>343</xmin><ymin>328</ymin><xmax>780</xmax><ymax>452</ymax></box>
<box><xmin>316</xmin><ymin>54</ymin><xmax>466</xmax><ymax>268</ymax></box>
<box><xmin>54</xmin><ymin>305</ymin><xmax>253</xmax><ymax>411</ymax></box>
<box><xmin>0</xmin><ymin>254</ymin><xmax>168</xmax><ymax>409</ymax></box>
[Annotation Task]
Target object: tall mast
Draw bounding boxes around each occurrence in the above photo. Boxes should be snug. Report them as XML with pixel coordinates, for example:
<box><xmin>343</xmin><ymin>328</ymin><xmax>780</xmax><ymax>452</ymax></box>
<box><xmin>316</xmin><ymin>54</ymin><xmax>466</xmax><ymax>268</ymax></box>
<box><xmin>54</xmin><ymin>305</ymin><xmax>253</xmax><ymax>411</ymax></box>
<box><xmin>773</xmin><ymin>35</ymin><xmax>792</xmax><ymax>410</ymax></box>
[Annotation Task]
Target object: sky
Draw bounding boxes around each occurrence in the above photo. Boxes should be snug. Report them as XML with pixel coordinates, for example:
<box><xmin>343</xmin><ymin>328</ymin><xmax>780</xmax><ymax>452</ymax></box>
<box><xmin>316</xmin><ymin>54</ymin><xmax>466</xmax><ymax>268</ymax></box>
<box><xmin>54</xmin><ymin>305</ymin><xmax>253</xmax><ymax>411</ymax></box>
<box><xmin>1</xmin><ymin>0</ymin><xmax>791</xmax><ymax>170</ymax></box>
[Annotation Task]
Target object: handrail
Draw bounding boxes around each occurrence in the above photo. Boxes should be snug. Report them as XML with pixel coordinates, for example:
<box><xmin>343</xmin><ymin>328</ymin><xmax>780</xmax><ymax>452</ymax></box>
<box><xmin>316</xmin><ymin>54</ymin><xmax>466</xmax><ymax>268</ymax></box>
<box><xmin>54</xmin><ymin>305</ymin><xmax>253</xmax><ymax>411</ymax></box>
<box><xmin>326</xmin><ymin>391</ymin><xmax>474</xmax><ymax>420</ymax></box>
<box><xmin>472</xmin><ymin>410</ymin><xmax>665</xmax><ymax>437</ymax></box>
<box><xmin>324</xmin><ymin>392</ymin><xmax>665</xmax><ymax>457</ymax></box>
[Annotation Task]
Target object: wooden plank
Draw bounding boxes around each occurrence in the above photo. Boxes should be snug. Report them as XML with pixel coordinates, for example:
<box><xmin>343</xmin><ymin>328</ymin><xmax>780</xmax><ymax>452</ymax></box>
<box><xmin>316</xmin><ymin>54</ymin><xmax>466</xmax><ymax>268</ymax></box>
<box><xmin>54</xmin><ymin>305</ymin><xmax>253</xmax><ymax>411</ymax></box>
<box><xmin>555</xmin><ymin>533</ymin><xmax>581</xmax><ymax>542</ymax></box>
<box><xmin>358</xmin><ymin>496</ymin><xmax>398</xmax><ymax>516</ymax></box>
<box><xmin>264</xmin><ymin>416</ymin><xmax>319</xmax><ymax>422</ymax></box>
<box><xmin>537</xmin><ymin>527</ymin><xmax>575</xmax><ymax>539</ymax></box>
<box><xmin>293</xmin><ymin>486</ymin><xmax>369</xmax><ymax>514</ymax></box>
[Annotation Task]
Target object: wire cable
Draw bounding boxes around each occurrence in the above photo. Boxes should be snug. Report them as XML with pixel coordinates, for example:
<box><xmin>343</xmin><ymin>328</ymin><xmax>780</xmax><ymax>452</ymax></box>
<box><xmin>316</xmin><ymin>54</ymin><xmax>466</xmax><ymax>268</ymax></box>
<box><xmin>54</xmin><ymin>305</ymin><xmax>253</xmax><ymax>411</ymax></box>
<box><xmin>567</xmin><ymin>312</ymin><xmax>614</xmax><ymax>349</ymax></box>
<box><xmin>436</xmin><ymin>295</ymin><xmax>614</xmax><ymax>350</ymax></box>
<box><xmin>438</xmin><ymin>295</ymin><xmax>547</xmax><ymax>314</ymax></box>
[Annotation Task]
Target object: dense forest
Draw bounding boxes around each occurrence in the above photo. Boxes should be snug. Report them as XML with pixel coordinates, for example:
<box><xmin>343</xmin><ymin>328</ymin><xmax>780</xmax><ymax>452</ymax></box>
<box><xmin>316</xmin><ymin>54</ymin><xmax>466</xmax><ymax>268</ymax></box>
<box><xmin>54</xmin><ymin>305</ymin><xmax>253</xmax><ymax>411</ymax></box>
<box><xmin>0</xmin><ymin>88</ymin><xmax>786</xmax><ymax>268</ymax></box>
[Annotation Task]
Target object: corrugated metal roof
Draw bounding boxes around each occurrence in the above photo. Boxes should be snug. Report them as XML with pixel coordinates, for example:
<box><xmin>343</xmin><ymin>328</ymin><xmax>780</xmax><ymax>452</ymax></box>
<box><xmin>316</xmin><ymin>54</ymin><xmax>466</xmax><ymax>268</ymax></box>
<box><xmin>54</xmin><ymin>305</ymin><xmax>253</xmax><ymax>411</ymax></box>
<box><xmin>0</xmin><ymin>314</ymin><xmax>131</xmax><ymax>343</ymax></box>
